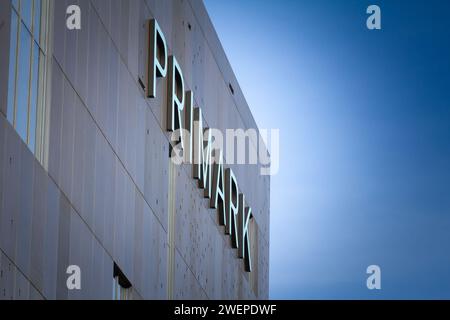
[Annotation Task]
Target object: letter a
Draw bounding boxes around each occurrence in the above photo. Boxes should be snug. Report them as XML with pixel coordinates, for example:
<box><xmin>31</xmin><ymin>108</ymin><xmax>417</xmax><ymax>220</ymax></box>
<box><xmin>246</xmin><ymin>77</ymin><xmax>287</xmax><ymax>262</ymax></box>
<box><xmin>366</xmin><ymin>5</ymin><xmax>381</xmax><ymax>30</ymax></box>
<box><xmin>66</xmin><ymin>265</ymin><xmax>81</xmax><ymax>290</ymax></box>
<box><xmin>66</xmin><ymin>5</ymin><xmax>81</xmax><ymax>30</ymax></box>
<box><xmin>366</xmin><ymin>265</ymin><xmax>381</xmax><ymax>290</ymax></box>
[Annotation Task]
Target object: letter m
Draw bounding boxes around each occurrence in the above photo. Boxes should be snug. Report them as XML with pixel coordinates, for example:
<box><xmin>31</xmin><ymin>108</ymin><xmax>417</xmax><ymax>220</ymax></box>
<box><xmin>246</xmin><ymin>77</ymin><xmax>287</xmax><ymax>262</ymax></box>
<box><xmin>193</xmin><ymin>108</ymin><xmax>212</xmax><ymax>198</ymax></box>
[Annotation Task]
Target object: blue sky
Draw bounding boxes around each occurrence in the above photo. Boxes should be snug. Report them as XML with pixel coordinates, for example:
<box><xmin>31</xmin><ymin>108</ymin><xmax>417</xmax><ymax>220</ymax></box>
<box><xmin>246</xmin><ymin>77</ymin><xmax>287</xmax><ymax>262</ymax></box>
<box><xmin>204</xmin><ymin>0</ymin><xmax>450</xmax><ymax>299</ymax></box>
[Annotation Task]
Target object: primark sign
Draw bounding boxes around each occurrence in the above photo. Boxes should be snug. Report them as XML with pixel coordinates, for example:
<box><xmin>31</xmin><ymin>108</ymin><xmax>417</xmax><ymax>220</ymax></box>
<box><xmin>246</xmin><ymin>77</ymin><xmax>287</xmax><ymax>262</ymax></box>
<box><xmin>145</xmin><ymin>19</ymin><xmax>275</xmax><ymax>272</ymax></box>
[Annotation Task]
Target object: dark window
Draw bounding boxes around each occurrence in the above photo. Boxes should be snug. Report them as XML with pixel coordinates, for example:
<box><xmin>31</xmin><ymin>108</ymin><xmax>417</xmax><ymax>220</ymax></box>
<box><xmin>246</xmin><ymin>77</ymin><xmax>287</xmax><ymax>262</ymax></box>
<box><xmin>113</xmin><ymin>263</ymin><xmax>133</xmax><ymax>300</ymax></box>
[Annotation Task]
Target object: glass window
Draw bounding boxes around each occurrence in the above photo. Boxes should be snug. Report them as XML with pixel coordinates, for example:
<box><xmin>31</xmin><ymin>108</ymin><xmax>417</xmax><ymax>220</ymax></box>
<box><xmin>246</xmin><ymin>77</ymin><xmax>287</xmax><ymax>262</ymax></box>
<box><xmin>12</xmin><ymin>0</ymin><xmax>19</xmax><ymax>11</ymax></box>
<box><xmin>7</xmin><ymin>0</ymin><xmax>45</xmax><ymax>154</ymax></box>
<box><xmin>16</xmin><ymin>23</ymin><xmax>32</xmax><ymax>142</ymax></box>
<box><xmin>6</xmin><ymin>10</ymin><xmax>18</xmax><ymax>124</ymax></box>
<box><xmin>21</xmin><ymin>0</ymin><xmax>33</xmax><ymax>32</ymax></box>
<box><xmin>113</xmin><ymin>276</ymin><xmax>133</xmax><ymax>300</ymax></box>
<box><xmin>33</xmin><ymin>0</ymin><xmax>41</xmax><ymax>42</ymax></box>
<box><xmin>29</xmin><ymin>43</ymin><xmax>40</xmax><ymax>152</ymax></box>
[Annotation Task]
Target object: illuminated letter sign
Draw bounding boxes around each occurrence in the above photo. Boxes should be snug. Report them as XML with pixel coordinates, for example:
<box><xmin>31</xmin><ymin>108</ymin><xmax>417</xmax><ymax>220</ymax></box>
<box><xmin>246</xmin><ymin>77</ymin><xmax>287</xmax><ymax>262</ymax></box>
<box><xmin>238</xmin><ymin>194</ymin><xmax>253</xmax><ymax>272</ymax></box>
<box><xmin>211</xmin><ymin>149</ymin><xmax>226</xmax><ymax>226</ymax></box>
<box><xmin>167</xmin><ymin>56</ymin><xmax>185</xmax><ymax>153</ymax></box>
<box><xmin>225</xmin><ymin>168</ymin><xmax>239</xmax><ymax>248</ymax></box>
<box><xmin>148</xmin><ymin>18</ymin><xmax>254</xmax><ymax>272</ymax></box>
<box><xmin>184</xmin><ymin>91</ymin><xmax>194</xmax><ymax>163</ymax></box>
<box><xmin>193</xmin><ymin>108</ymin><xmax>212</xmax><ymax>199</ymax></box>
<box><xmin>147</xmin><ymin>19</ymin><xmax>167</xmax><ymax>98</ymax></box>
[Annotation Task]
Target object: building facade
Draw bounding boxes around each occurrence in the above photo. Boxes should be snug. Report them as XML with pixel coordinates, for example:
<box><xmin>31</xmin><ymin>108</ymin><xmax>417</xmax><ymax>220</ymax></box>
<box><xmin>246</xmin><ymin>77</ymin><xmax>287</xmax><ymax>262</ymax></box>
<box><xmin>0</xmin><ymin>0</ymin><xmax>270</xmax><ymax>299</ymax></box>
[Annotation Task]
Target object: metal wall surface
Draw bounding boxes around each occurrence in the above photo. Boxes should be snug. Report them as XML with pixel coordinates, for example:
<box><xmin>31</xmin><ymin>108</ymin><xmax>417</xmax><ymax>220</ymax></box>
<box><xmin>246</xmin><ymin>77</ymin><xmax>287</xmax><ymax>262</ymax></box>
<box><xmin>0</xmin><ymin>0</ymin><xmax>269</xmax><ymax>300</ymax></box>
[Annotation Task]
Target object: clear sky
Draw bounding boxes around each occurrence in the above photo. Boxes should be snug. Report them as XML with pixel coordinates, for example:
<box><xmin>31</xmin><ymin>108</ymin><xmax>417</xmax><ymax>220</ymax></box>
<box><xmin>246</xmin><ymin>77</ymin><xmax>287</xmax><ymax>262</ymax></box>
<box><xmin>204</xmin><ymin>0</ymin><xmax>450</xmax><ymax>299</ymax></box>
